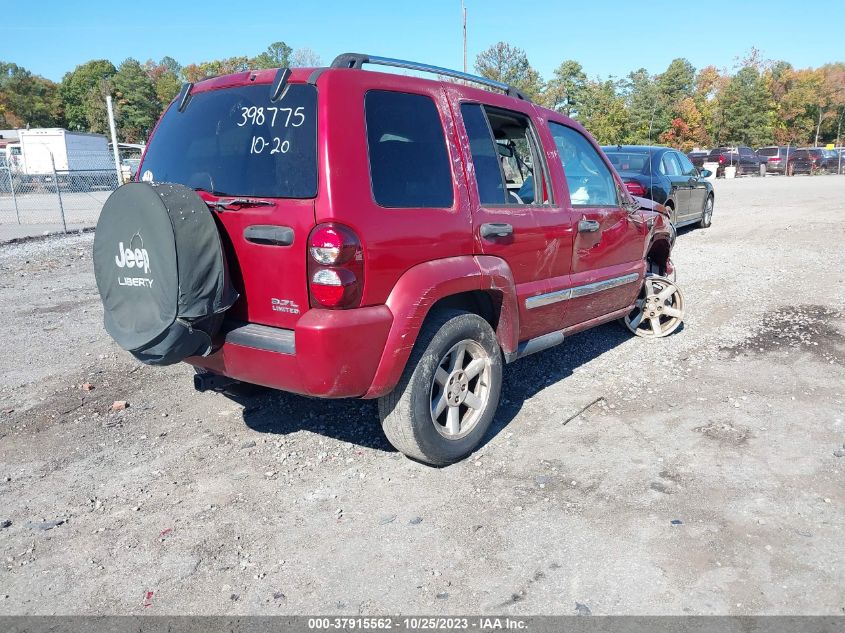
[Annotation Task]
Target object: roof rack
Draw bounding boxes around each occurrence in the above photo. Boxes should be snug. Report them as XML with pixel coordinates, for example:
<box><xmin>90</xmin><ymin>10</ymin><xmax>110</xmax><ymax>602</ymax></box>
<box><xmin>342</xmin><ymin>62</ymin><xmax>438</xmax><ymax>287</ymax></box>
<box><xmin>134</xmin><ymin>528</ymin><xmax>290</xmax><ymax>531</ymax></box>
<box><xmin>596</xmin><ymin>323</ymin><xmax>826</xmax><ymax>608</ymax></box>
<box><xmin>329</xmin><ymin>53</ymin><xmax>529</xmax><ymax>102</ymax></box>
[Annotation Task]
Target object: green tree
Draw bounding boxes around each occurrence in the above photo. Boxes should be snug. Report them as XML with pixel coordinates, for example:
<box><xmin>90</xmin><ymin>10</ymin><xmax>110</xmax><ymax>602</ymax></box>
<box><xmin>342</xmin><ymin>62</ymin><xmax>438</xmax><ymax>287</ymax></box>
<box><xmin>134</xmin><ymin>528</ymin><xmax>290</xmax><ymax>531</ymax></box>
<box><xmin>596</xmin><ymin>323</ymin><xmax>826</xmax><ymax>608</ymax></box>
<box><xmin>717</xmin><ymin>66</ymin><xmax>773</xmax><ymax>146</ymax></box>
<box><xmin>475</xmin><ymin>42</ymin><xmax>544</xmax><ymax>101</ymax></box>
<box><xmin>576</xmin><ymin>78</ymin><xmax>628</xmax><ymax>144</ymax></box>
<box><xmin>144</xmin><ymin>58</ymin><xmax>182</xmax><ymax>107</ymax></box>
<box><xmin>656</xmin><ymin>58</ymin><xmax>696</xmax><ymax>106</ymax></box>
<box><xmin>182</xmin><ymin>57</ymin><xmax>250</xmax><ymax>82</ymax></box>
<box><xmin>0</xmin><ymin>62</ymin><xmax>62</xmax><ymax>128</ymax></box>
<box><xmin>621</xmin><ymin>68</ymin><xmax>659</xmax><ymax>143</ymax></box>
<box><xmin>60</xmin><ymin>59</ymin><xmax>116</xmax><ymax>131</ymax></box>
<box><xmin>113</xmin><ymin>58</ymin><xmax>161</xmax><ymax>143</ymax></box>
<box><xmin>544</xmin><ymin>60</ymin><xmax>586</xmax><ymax>115</ymax></box>
<box><xmin>252</xmin><ymin>41</ymin><xmax>293</xmax><ymax>69</ymax></box>
<box><xmin>83</xmin><ymin>77</ymin><xmax>113</xmax><ymax>135</ymax></box>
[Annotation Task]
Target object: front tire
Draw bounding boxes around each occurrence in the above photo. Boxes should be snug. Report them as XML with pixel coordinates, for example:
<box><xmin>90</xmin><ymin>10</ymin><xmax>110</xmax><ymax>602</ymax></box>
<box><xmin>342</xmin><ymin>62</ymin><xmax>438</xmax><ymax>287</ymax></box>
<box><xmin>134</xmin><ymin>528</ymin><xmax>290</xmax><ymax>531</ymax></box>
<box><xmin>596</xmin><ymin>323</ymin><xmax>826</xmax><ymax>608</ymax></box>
<box><xmin>623</xmin><ymin>275</ymin><xmax>685</xmax><ymax>338</ymax></box>
<box><xmin>378</xmin><ymin>309</ymin><xmax>503</xmax><ymax>466</ymax></box>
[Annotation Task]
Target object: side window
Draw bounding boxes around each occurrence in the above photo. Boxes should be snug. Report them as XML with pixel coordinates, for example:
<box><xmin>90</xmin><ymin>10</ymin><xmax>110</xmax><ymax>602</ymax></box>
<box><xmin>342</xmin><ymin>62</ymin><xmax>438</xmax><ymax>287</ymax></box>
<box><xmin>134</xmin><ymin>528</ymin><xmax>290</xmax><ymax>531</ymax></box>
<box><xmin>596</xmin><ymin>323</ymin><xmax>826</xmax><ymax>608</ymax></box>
<box><xmin>677</xmin><ymin>152</ymin><xmax>697</xmax><ymax>176</ymax></box>
<box><xmin>460</xmin><ymin>103</ymin><xmax>507</xmax><ymax>205</ymax></box>
<box><xmin>661</xmin><ymin>152</ymin><xmax>682</xmax><ymax>176</ymax></box>
<box><xmin>364</xmin><ymin>90</ymin><xmax>453</xmax><ymax>208</ymax></box>
<box><xmin>459</xmin><ymin>104</ymin><xmax>550</xmax><ymax>206</ymax></box>
<box><xmin>548</xmin><ymin>122</ymin><xmax>618</xmax><ymax>206</ymax></box>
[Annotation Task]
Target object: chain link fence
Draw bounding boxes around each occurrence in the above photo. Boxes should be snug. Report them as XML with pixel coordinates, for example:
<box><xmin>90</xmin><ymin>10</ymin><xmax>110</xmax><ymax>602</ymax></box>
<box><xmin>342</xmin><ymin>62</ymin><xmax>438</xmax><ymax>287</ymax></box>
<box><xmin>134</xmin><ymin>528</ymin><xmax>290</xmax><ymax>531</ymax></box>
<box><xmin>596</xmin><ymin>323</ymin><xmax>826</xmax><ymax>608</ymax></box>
<box><xmin>0</xmin><ymin>148</ymin><xmax>122</xmax><ymax>241</ymax></box>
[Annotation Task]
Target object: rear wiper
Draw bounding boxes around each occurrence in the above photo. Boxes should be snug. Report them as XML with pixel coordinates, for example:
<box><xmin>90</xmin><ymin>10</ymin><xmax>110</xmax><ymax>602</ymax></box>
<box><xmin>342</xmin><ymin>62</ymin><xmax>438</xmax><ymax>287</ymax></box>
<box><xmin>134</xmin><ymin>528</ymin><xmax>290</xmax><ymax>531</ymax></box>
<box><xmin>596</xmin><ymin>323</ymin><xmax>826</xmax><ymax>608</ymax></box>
<box><xmin>205</xmin><ymin>197</ymin><xmax>275</xmax><ymax>211</ymax></box>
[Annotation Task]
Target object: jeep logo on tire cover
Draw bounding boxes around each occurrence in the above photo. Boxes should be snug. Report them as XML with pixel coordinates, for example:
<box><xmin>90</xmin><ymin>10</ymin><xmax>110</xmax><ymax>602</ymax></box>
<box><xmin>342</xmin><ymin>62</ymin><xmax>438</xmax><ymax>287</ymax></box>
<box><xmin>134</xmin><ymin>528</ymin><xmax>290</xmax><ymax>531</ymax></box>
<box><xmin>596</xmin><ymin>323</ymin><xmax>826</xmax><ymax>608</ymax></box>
<box><xmin>115</xmin><ymin>232</ymin><xmax>153</xmax><ymax>287</ymax></box>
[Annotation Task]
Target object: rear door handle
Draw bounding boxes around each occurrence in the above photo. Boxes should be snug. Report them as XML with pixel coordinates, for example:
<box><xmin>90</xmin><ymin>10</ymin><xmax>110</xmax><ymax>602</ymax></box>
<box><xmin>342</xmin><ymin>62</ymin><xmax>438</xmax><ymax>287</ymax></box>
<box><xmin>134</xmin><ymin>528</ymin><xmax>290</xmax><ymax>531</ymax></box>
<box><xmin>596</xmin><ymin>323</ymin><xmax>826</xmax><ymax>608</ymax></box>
<box><xmin>480</xmin><ymin>223</ymin><xmax>513</xmax><ymax>239</ymax></box>
<box><xmin>578</xmin><ymin>219</ymin><xmax>600</xmax><ymax>233</ymax></box>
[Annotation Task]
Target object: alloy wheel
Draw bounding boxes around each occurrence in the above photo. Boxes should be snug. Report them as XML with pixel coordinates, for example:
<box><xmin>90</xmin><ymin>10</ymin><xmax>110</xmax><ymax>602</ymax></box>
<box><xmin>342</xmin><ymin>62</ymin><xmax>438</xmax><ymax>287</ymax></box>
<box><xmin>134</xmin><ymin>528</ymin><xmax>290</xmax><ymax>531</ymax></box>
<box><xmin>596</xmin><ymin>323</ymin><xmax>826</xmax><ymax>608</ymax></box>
<box><xmin>624</xmin><ymin>276</ymin><xmax>685</xmax><ymax>338</ymax></box>
<box><xmin>703</xmin><ymin>196</ymin><xmax>713</xmax><ymax>225</ymax></box>
<box><xmin>430</xmin><ymin>339</ymin><xmax>492</xmax><ymax>439</ymax></box>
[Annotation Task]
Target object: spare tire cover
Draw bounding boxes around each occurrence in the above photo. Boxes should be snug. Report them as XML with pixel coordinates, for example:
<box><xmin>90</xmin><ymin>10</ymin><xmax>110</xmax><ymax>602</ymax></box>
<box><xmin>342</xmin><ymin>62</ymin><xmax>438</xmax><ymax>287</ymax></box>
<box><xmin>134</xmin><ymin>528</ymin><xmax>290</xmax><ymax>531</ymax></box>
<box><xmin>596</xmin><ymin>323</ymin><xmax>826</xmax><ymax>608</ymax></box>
<box><xmin>93</xmin><ymin>182</ymin><xmax>237</xmax><ymax>365</ymax></box>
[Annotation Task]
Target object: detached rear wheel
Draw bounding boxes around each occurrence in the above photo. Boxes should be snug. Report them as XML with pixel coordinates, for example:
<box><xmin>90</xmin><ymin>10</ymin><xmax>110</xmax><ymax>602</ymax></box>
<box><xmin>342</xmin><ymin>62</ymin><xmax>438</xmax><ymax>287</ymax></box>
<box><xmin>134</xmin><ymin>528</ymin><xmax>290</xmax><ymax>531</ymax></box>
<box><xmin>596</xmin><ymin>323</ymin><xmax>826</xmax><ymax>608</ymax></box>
<box><xmin>378</xmin><ymin>310</ymin><xmax>502</xmax><ymax>466</ymax></box>
<box><xmin>624</xmin><ymin>275</ymin><xmax>685</xmax><ymax>338</ymax></box>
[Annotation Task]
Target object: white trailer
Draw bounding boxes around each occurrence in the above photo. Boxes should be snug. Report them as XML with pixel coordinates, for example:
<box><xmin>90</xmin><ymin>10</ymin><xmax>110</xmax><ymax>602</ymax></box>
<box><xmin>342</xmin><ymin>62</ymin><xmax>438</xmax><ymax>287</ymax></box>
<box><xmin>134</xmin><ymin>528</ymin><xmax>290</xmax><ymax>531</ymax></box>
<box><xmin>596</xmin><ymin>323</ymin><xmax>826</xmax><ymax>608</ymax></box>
<box><xmin>16</xmin><ymin>128</ymin><xmax>117</xmax><ymax>189</ymax></box>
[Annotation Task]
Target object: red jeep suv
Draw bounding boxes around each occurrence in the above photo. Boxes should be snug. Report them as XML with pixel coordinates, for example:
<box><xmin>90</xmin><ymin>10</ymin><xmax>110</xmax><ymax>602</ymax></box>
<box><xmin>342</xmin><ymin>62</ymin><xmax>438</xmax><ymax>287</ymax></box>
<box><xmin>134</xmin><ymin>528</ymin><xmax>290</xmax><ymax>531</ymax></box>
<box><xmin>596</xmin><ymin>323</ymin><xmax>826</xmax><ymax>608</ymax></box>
<box><xmin>93</xmin><ymin>53</ymin><xmax>681</xmax><ymax>465</ymax></box>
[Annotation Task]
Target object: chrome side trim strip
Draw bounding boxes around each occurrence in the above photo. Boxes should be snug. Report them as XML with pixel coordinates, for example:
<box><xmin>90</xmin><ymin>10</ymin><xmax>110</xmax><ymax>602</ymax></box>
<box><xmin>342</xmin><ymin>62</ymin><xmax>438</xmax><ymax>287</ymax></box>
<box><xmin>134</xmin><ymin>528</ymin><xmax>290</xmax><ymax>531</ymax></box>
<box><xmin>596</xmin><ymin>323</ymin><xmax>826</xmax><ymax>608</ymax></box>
<box><xmin>570</xmin><ymin>272</ymin><xmax>640</xmax><ymax>299</ymax></box>
<box><xmin>524</xmin><ymin>288</ymin><xmax>571</xmax><ymax>309</ymax></box>
<box><xmin>525</xmin><ymin>273</ymin><xmax>640</xmax><ymax>310</ymax></box>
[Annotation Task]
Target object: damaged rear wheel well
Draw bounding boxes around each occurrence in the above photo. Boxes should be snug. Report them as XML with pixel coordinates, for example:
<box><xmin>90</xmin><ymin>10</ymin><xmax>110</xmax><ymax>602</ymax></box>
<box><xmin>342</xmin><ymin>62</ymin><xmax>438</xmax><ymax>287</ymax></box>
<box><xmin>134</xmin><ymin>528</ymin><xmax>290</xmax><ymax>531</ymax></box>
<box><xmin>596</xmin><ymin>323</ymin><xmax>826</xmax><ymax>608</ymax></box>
<box><xmin>429</xmin><ymin>290</ymin><xmax>500</xmax><ymax>332</ymax></box>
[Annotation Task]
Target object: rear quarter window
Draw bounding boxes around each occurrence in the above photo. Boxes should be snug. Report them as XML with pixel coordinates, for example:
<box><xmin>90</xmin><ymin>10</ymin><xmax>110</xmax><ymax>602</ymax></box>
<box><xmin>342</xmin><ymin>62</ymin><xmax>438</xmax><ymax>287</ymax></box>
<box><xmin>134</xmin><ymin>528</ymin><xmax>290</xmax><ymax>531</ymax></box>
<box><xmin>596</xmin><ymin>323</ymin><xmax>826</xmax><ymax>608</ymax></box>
<box><xmin>365</xmin><ymin>91</ymin><xmax>454</xmax><ymax>209</ymax></box>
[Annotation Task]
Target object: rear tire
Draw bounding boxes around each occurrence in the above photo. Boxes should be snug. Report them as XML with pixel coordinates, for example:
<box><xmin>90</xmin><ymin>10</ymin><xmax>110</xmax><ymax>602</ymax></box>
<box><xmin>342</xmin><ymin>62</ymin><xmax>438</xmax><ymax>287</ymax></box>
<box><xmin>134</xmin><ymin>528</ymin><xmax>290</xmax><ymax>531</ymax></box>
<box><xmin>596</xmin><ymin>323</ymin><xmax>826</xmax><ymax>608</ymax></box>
<box><xmin>378</xmin><ymin>309</ymin><xmax>502</xmax><ymax>466</ymax></box>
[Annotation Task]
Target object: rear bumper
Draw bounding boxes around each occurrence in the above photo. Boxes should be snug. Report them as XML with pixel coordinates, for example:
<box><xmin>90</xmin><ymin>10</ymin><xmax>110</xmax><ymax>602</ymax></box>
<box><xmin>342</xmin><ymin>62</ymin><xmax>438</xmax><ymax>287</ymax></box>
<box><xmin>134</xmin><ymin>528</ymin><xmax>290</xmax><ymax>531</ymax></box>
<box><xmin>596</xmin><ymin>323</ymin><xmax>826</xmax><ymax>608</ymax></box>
<box><xmin>188</xmin><ymin>305</ymin><xmax>393</xmax><ymax>398</ymax></box>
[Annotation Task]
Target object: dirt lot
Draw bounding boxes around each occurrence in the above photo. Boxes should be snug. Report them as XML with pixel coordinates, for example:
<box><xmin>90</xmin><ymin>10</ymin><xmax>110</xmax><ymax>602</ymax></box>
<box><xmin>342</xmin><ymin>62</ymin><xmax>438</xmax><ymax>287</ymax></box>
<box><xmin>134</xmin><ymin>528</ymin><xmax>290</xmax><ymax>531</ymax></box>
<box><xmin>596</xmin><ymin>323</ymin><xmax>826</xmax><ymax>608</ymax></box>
<box><xmin>0</xmin><ymin>175</ymin><xmax>843</xmax><ymax>615</ymax></box>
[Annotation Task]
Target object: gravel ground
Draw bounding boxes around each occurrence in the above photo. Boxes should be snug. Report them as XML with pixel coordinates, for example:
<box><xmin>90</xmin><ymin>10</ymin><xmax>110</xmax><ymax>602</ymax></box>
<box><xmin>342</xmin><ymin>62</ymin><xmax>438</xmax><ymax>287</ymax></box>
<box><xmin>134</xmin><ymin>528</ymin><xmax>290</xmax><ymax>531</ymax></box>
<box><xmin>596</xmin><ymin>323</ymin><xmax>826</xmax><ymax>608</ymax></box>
<box><xmin>0</xmin><ymin>175</ymin><xmax>843</xmax><ymax>615</ymax></box>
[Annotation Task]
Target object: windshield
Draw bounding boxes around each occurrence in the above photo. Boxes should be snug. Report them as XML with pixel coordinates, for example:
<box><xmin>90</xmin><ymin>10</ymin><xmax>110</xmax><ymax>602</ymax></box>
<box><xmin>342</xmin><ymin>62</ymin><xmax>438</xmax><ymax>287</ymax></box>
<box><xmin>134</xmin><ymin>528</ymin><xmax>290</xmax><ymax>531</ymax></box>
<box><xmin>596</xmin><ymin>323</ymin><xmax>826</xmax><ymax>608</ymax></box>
<box><xmin>140</xmin><ymin>83</ymin><xmax>317</xmax><ymax>198</ymax></box>
<box><xmin>605</xmin><ymin>151</ymin><xmax>651</xmax><ymax>174</ymax></box>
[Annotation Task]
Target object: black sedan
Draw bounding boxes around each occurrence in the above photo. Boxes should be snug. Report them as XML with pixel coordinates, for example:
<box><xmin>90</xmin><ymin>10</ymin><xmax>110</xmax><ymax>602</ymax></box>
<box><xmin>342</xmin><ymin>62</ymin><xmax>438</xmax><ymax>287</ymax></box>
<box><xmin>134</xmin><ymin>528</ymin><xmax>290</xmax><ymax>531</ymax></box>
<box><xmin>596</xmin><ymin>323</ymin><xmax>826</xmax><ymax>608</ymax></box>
<box><xmin>603</xmin><ymin>145</ymin><xmax>715</xmax><ymax>229</ymax></box>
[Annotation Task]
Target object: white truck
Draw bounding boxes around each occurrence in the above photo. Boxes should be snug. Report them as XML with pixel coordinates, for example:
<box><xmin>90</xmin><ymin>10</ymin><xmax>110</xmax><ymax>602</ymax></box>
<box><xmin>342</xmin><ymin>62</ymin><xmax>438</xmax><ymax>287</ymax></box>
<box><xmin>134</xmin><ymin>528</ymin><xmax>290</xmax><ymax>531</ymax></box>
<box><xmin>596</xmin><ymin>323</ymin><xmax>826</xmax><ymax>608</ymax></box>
<box><xmin>14</xmin><ymin>128</ymin><xmax>118</xmax><ymax>190</ymax></box>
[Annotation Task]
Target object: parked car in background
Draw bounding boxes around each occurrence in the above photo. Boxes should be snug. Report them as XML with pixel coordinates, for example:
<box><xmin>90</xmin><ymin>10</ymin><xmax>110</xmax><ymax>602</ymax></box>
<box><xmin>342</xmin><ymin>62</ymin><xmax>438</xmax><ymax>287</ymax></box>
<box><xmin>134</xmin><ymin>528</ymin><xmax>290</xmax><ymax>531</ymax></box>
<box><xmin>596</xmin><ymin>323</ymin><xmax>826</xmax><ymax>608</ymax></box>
<box><xmin>818</xmin><ymin>148</ymin><xmax>838</xmax><ymax>171</ymax></box>
<box><xmin>755</xmin><ymin>146</ymin><xmax>793</xmax><ymax>175</ymax></box>
<box><xmin>687</xmin><ymin>150</ymin><xmax>709</xmax><ymax>169</ymax></box>
<box><xmin>705</xmin><ymin>146</ymin><xmax>764</xmax><ymax>177</ymax></box>
<box><xmin>787</xmin><ymin>148</ymin><xmax>825</xmax><ymax>175</ymax></box>
<box><xmin>604</xmin><ymin>145</ymin><xmax>714</xmax><ymax>229</ymax></box>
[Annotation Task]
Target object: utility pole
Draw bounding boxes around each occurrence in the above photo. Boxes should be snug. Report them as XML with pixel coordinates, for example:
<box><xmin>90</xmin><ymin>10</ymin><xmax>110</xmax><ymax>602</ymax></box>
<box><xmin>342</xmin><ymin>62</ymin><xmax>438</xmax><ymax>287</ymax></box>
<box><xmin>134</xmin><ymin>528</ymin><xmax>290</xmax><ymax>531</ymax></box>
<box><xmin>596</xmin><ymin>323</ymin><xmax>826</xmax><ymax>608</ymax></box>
<box><xmin>462</xmin><ymin>0</ymin><xmax>467</xmax><ymax>73</ymax></box>
<box><xmin>836</xmin><ymin>106</ymin><xmax>844</xmax><ymax>175</ymax></box>
<box><xmin>106</xmin><ymin>95</ymin><xmax>122</xmax><ymax>184</ymax></box>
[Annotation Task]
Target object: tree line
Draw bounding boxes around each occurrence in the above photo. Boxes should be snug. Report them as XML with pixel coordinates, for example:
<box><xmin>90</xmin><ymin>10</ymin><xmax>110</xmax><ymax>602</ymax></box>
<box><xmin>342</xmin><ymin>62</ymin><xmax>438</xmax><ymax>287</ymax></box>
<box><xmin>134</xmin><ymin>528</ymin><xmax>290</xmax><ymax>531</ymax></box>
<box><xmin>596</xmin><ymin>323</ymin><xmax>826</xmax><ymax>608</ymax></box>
<box><xmin>0</xmin><ymin>42</ymin><xmax>321</xmax><ymax>143</ymax></box>
<box><xmin>2</xmin><ymin>41</ymin><xmax>844</xmax><ymax>149</ymax></box>
<box><xmin>476</xmin><ymin>43</ymin><xmax>845</xmax><ymax>149</ymax></box>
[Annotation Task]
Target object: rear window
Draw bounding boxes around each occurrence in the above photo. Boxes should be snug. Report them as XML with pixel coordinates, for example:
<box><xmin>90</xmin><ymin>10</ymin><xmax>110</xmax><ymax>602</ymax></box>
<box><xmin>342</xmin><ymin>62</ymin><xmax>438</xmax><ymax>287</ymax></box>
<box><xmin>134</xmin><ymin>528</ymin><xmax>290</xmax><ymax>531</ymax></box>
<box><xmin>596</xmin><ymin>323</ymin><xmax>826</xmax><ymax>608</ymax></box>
<box><xmin>365</xmin><ymin>90</ymin><xmax>453</xmax><ymax>209</ymax></box>
<box><xmin>140</xmin><ymin>83</ymin><xmax>317</xmax><ymax>198</ymax></box>
<box><xmin>605</xmin><ymin>152</ymin><xmax>651</xmax><ymax>173</ymax></box>
<box><xmin>757</xmin><ymin>147</ymin><xmax>776</xmax><ymax>156</ymax></box>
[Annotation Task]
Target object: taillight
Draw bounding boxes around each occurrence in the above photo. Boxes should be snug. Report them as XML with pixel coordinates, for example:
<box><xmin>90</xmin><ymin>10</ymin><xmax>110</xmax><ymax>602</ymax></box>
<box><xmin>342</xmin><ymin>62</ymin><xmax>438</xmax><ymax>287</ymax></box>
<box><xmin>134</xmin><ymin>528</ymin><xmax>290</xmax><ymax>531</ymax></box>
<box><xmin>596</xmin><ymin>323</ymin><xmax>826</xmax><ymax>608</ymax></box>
<box><xmin>624</xmin><ymin>180</ymin><xmax>647</xmax><ymax>197</ymax></box>
<box><xmin>769</xmin><ymin>157</ymin><xmax>780</xmax><ymax>162</ymax></box>
<box><xmin>718</xmin><ymin>155</ymin><xmax>726</xmax><ymax>164</ymax></box>
<box><xmin>307</xmin><ymin>223</ymin><xmax>363</xmax><ymax>309</ymax></box>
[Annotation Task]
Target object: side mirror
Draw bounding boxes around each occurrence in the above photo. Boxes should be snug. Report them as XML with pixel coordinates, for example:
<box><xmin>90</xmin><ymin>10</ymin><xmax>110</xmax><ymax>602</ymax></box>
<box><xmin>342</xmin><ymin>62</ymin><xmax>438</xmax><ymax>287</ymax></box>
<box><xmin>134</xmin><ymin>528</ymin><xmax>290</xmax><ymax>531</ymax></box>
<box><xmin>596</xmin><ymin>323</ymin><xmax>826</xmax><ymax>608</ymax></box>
<box><xmin>699</xmin><ymin>168</ymin><xmax>712</xmax><ymax>178</ymax></box>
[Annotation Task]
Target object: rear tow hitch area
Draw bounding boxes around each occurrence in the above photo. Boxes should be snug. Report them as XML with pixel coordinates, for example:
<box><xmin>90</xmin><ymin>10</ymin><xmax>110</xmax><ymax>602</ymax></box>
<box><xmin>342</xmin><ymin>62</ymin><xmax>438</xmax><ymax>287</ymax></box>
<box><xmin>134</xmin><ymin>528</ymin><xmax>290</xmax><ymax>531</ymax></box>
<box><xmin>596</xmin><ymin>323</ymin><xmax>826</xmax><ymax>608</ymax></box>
<box><xmin>193</xmin><ymin>371</ymin><xmax>239</xmax><ymax>393</ymax></box>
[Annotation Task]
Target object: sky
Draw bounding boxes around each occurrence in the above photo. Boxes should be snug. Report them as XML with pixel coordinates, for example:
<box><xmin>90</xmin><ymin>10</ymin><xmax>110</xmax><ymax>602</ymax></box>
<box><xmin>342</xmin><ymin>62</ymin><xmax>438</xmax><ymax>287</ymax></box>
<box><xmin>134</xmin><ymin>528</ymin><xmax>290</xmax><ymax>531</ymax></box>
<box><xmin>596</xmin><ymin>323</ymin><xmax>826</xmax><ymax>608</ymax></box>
<box><xmin>4</xmin><ymin>0</ymin><xmax>843</xmax><ymax>82</ymax></box>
